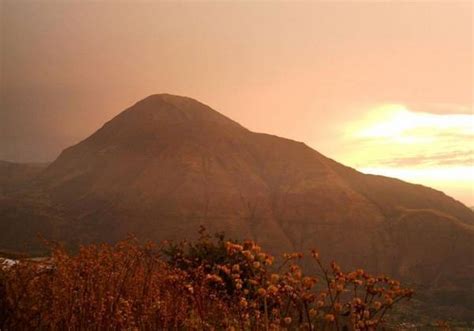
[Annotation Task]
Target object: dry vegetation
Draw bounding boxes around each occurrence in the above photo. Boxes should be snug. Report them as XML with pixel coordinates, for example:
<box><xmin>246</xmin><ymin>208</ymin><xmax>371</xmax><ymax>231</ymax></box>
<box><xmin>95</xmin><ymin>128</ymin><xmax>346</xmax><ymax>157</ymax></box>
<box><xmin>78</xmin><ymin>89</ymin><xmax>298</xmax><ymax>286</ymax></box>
<box><xmin>0</xmin><ymin>229</ymin><xmax>413</xmax><ymax>330</ymax></box>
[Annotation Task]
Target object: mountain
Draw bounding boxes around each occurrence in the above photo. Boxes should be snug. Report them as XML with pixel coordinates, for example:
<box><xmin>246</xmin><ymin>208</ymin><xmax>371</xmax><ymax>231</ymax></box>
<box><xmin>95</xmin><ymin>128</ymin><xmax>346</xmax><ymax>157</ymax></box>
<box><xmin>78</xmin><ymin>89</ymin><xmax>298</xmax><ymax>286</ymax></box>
<box><xmin>1</xmin><ymin>94</ymin><xmax>473</xmax><ymax>320</ymax></box>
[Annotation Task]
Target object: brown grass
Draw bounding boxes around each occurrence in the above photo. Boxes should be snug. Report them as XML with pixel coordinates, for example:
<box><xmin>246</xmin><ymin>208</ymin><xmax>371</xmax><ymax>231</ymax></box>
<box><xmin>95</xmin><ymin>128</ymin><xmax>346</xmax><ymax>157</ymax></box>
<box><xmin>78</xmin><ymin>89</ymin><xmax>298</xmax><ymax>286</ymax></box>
<box><xmin>0</xmin><ymin>232</ymin><xmax>413</xmax><ymax>330</ymax></box>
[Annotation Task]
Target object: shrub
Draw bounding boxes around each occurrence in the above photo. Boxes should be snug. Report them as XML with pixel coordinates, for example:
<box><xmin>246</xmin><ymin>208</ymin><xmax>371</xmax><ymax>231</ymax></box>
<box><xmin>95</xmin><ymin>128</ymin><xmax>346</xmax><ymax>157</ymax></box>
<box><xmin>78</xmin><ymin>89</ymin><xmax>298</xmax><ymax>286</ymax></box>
<box><xmin>0</xmin><ymin>230</ymin><xmax>413</xmax><ymax>330</ymax></box>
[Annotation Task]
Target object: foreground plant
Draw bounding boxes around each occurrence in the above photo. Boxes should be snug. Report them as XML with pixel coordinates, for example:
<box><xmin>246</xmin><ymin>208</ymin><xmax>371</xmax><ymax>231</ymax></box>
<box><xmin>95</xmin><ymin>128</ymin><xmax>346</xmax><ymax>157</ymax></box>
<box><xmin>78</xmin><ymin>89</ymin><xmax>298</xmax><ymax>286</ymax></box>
<box><xmin>0</xmin><ymin>230</ymin><xmax>413</xmax><ymax>330</ymax></box>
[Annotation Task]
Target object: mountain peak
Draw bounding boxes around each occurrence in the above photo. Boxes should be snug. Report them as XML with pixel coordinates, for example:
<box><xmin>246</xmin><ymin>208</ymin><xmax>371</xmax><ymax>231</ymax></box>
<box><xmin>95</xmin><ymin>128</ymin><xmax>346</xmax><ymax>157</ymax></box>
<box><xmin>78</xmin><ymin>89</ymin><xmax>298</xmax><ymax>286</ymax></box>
<box><xmin>121</xmin><ymin>93</ymin><xmax>244</xmax><ymax>130</ymax></box>
<box><xmin>46</xmin><ymin>94</ymin><xmax>248</xmax><ymax>169</ymax></box>
<box><xmin>136</xmin><ymin>93</ymin><xmax>204</xmax><ymax>109</ymax></box>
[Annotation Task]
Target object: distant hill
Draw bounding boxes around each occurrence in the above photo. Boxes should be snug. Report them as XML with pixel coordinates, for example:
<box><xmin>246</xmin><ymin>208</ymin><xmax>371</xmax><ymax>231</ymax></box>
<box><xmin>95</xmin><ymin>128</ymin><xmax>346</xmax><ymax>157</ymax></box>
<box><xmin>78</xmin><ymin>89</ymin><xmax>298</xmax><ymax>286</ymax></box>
<box><xmin>0</xmin><ymin>161</ymin><xmax>48</xmax><ymax>195</ymax></box>
<box><xmin>1</xmin><ymin>94</ymin><xmax>473</xmax><ymax>320</ymax></box>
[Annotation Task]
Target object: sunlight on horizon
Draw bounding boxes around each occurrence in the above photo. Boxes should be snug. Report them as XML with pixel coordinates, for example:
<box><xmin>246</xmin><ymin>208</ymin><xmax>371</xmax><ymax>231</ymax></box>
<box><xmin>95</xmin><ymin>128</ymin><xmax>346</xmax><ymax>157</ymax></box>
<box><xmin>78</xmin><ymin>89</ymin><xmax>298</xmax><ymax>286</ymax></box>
<box><xmin>339</xmin><ymin>104</ymin><xmax>473</xmax><ymax>206</ymax></box>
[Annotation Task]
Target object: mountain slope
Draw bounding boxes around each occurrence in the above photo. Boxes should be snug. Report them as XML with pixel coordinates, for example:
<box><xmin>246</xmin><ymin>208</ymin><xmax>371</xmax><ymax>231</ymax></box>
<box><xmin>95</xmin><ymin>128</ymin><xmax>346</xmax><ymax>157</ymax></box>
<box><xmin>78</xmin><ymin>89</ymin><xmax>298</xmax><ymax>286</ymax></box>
<box><xmin>1</xmin><ymin>94</ymin><xmax>473</xmax><ymax>319</ymax></box>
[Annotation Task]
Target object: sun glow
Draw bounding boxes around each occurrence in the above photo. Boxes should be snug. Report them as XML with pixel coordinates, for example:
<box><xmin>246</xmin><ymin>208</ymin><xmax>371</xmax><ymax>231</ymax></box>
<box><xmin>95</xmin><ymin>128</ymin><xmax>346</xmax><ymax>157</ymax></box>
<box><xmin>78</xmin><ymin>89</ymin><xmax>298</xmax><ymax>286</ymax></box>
<box><xmin>339</xmin><ymin>104</ymin><xmax>473</xmax><ymax>205</ymax></box>
<box><xmin>349</xmin><ymin>104</ymin><xmax>473</xmax><ymax>142</ymax></box>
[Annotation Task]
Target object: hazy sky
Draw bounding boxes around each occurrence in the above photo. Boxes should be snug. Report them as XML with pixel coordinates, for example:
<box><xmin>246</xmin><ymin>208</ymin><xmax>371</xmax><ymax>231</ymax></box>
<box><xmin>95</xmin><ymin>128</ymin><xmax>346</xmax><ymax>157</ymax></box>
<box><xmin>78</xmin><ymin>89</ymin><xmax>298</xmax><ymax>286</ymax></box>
<box><xmin>1</xmin><ymin>1</ymin><xmax>472</xmax><ymax>205</ymax></box>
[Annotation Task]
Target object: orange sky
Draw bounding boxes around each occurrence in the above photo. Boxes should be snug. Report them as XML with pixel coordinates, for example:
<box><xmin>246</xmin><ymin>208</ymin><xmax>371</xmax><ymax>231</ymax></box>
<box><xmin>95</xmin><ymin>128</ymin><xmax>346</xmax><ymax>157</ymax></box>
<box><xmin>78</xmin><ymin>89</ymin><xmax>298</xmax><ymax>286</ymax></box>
<box><xmin>1</xmin><ymin>1</ymin><xmax>472</xmax><ymax>205</ymax></box>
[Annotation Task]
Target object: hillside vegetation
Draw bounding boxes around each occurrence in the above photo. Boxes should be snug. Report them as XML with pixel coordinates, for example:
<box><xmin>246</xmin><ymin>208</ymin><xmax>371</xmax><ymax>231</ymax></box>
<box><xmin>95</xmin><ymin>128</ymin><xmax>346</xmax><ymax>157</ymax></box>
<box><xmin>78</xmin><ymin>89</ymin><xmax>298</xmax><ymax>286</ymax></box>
<box><xmin>0</xmin><ymin>230</ymin><xmax>413</xmax><ymax>330</ymax></box>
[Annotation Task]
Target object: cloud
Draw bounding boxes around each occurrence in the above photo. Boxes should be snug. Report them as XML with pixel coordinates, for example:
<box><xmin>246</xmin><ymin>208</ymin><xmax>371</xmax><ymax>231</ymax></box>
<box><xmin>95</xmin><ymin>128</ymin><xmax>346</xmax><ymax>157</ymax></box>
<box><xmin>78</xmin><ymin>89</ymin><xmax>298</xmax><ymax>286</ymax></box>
<box><xmin>376</xmin><ymin>150</ymin><xmax>473</xmax><ymax>167</ymax></box>
<box><xmin>337</xmin><ymin>103</ymin><xmax>474</xmax><ymax>205</ymax></box>
<box><xmin>409</xmin><ymin>103</ymin><xmax>472</xmax><ymax>115</ymax></box>
<box><xmin>341</xmin><ymin>104</ymin><xmax>473</xmax><ymax>167</ymax></box>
